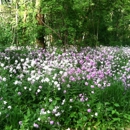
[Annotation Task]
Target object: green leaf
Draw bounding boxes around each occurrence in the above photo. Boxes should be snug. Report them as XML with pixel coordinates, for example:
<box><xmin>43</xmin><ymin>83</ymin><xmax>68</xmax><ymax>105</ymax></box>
<box><xmin>70</xmin><ymin>112</ymin><xmax>76</xmax><ymax>118</ymax></box>
<box><xmin>49</xmin><ymin>105</ymin><xmax>53</xmax><ymax>110</ymax></box>
<box><xmin>82</xmin><ymin>116</ymin><xmax>87</xmax><ymax>121</ymax></box>
<box><xmin>113</xmin><ymin>118</ymin><xmax>120</xmax><ymax>122</ymax></box>
<box><xmin>55</xmin><ymin>97</ymin><xmax>60</xmax><ymax>100</ymax></box>
<box><xmin>113</xmin><ymin>103</ymin><xmax>120</xmax><ymax>107</ymax></box>
<box><xmin>105</xmin><ymin>102</ymin><xmax>110</xmax><ymax>106</ymax></box>
<box><xmin>15</xmin><ymin>87</ymin><xmax>18</xmax><ymax>92</ymax></box>
<box><xmin>94</xmin><ymin>121</ymin><xmax>101</xmax><ymax>127</ymax></box>
<box><xmin>106</xmin><ymin>106</ymin><xmax>113</xmax><ymax>111</ymax></box>
<box><xmin>112</xmin><ymin>110</ymin><xmax>116</xmax><ymax>114</ymax></box>
<box><xmin>52</xmin><ymin>100</ymin><xmax>57</xmax><ymax>105</ymax></box>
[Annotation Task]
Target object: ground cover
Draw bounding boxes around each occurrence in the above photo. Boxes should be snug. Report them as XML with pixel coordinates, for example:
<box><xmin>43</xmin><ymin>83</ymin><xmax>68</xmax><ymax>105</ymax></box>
<box><xmin>0</xmin><ymin>46</ymin><xmax>130</xmax><ymax>130</ymax></box>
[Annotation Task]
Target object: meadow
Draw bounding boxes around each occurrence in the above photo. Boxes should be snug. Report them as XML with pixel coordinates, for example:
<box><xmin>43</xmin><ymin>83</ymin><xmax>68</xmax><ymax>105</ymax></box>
<box><xmin>0</xmin><ymin>46</ymin><xmax>130</xmax><ymax>130</ymax></box>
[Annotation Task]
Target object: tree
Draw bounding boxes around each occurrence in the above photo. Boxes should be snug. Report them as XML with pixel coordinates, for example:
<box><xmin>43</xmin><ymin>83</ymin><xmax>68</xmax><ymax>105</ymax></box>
<box><xmin>0</xmin><ymin>0</ymin><xmax>130</xmax><ymax>48</ymax></box>
<box><xmin>35</xmin><ymin>0</ymin><xmax>46</xmax><ymax>48</ymax></box>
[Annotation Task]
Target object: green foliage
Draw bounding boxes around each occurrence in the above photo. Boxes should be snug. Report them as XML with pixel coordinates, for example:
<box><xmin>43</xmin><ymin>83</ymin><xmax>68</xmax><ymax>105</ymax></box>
<box><xmin>0</xmin><ymin>19</ymin><xmax>12</xmax><ymax>47</ymax></box>
<box><xmin>0</xmin><ymin>0</ymin><xmax>130</xmax><ymax>47</ymax></box>
<box><xmin>40</xmin><ymin>0</ymin><xmax>130</xmax><ymax>47</ymax></box>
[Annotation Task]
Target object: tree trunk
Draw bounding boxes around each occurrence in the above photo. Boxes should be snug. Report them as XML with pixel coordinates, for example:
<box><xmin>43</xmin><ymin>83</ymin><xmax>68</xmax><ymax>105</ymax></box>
<box><xmin>35</xmin><ymin>0</ymin><xmax>45</xmax><ymax>49</ymax></box>
<box><xmin>0</xmin><ymin>0</ymin><xmax>2</xmax><ymax>12</ymax></box>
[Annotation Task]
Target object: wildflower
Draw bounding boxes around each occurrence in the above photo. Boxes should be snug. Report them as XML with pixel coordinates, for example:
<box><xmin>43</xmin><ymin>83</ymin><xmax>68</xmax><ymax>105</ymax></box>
<box><xmin>63</xmin><ymin>90</ymin><xmax>66</xmax><ymax>93</ymax></box>
<box><xmin>62</xmin><ymin>78</ymin><xmax>65</xmax><ymax>82</ymax></box>
<box><xmin>58</xmin><ymin>87</ymin><xmax>61</xmax><ymax>90</ymax></box>
<box><xmin>85</xmin><ymin>97</ymin><xmax>88</xmax><ymax>101</ymax></box>
<box><xmin>91</xmin><ymin>85</ymin><xmax>94</xmax><ymax>88</ymax></box>
<box><xmin>24</xmin><ymin>86</ymin><xmax>27</xmax><ymax>90</ymax></box>
<box><xmin>63</xmin><ymin>72</ymin><xmax>68</xmax><ymax>77</ymax></box>
<box><xmin>3</xmin><ymin>101</ymin><xmax>7</xmax><ymax>104</ymax></box>
<box><xmin>61</xmin><ymin>99</ymin><xmax>65</xmax><ymax>105</ymax></box>
<box><xmin>77</xmin><ymin>68</ymin><xmax>82</xmax><ymax>73</ymax></box>
<box><xmin>50</xmin><ymin>120</ymin><xmax>54</xmax><ymax>125</ymax></box>
<box><xmin>19</xmin><ymin>121</ymin><xmax>22</xmax><ymax>125</ymax></box>
<box><xmin>37</xmin><ymin>118</ymin><xmax>41</xmax><ymax>121</ymax></box>
<box><xmin>59</xmin><ymin>71</ymin><xmax>63</xmax><ymax>74</ymax></box>
<box><xmin>69</xmin><ymin>76</ymin><xmax>76</xmax><ymax>81</ymax></box>
<box><xmin>70</xmin><ymin>99</ymin><xmax>73</xmax><ymax>102</ymax></box>
<box><xmin>57</xmin><ymin>83</ymin><xmax>60</xmax><ymax>87</ymax></box>
<box><xmin>8</xmin><ymin>106</ymin><xmax>11</xmax><ymax>109</ymax></box>
<box><xmin>79</xmin><ymin>94</ymin><xmax>82</xmax><ymax>97</ymax></box>
<box><xmin>1</xmin><ymin>63</ymin><xmax>4</xmax><ymax>67</ymax></box>
<box><xmin>15</xmin><ymin>60</ymin><xmax>18</xmax><ymax>63</ymax></box>
<box><xmin>39</xmin><ymin>86</ymin><xmax>42</xmax><ymax>89</ymax></box>
<box><xmin>107</xmin><ymin>83</ymin><xmax>111</xmax><ymax>86</ymax></box>
<box><xmin>49</xmin><ymin>98</ymin><xmax>52</xmax><ymax>102</ymax></box>
<box><xmin>21</xmin><ymin>59</ymin><xmax>24</xmax><ymax>62</ymax></box>
<box><xmin>13</xmin><ymin>69</ymin><xmax>16</xmax><ymax>73</ymax></box>
<box><xmin>31</xmin><ymin>60</ymin><xmax>36</xmax><ymax>66</ymax></box>
<box><xmin>53</xmin><ymin>76</ymin><xmax>56</xmax><ymax>80</ymax></box>
<box><xmin>95</xmin><ymin>112</ymin><xmax>98</xmax><ymax>116</ymax></box>
<box><xmin>55</xmin><ymin>112</ymin><xmax>61</xmax><ymax>117</ymax></box>
<box><xmin>82</xmin><ymin>76</ymin><xmax>85</xmax><ymax>79</ymax></box>
<box><xmin>91</xmin><ymin>91</ymin><xmax>94</xmax><ymax>94</ymax></box>
<box><xmin>41</xmin><ymin>79</ymin><xmax>44</xmax><ymax>83</ymax></box>
<box><xmin>55</xmin><ymin>106</ymin><xmax>59</xmax><ymax>109</ymax></box>
<box><xmin>80</xmin><ymin>97</ymin><xmax>84</xmax><ymax>102</ymax></box>
<box><xmin>14</xmin><ymin>80</ymin><xmax>18</xmax><ymax>85</ymax></box>
<box><xmin>77</xmin><ymin>77</ymin><xmax>81</xmax><ymax>80</ymax></box>
<box><xmin>44</xmin><ymin>78</ymin><xmax>50</xmax><ymax>82</ymax></box>
<box><xmin>52</xmin><ymin>108</ymin><xmax>57</xmax><ymax>113</ymax></box>
<box><xmin>85</xmin><ymin>82</ymin><xmax>88</xmax><ymax>86</ymax></box>
<box><xmin>3</xmin><ymin>77</ymin><xmax>6</xmax><ymax>82</ymax></box>
<box><xmin>40</xmin><ymin>109</ymin><xmax>46</xmax><ymax>115</ymax></box>
<box><xmin>87</xmin><ymin>75</ymin><xmax>91</xmax><ymax>80</ymax></box>
<box><xmin>87</xmin><ymin>109</ymin><xmax>91</xmax><ymax>113</ymax></box>
<box><xmin>79</xmin><ymin>60</ymin><xmax>84</xmax><ymax>64</ymax></box>
<box><xmin>37</xmin><ymin>89</ymin><xmax>41</xmax><ymax>93</ymax></box>
<box><xmin>47</xmin><ymin>110</ymin><xmax>51</xmax><ymax>114</ymax></box>
<box><xmin>36</xmin><ymin>76</ymin><xmax>39</xmax><ymax>80</ymax></box>
<box><xmin>97</xmin><ymin>84</ymin><xmax>101</xmax><ymax>87</ymax></box>
<box><xmin>33</xmin><ymin>123</ymin><xmax>39</xmax><ymax>128</ymax></box>
<box><xmin>27</xmin><ymin>77</ymin><xmax>31</xmax><ymax>81</ymax></box>
<box><xmin>16</xmin><ymin>65</ymin><xmax>21</xmax><ymax>70</ymax></box>
<box><xmin>18</xmin><ymin>92</ymin><xmax>21</xmax><ymax>95</ymax></box>
<box><xmin>67</xmin><ymin>84</ymin><xmax>70</xmax><ymax>88</ymax></box>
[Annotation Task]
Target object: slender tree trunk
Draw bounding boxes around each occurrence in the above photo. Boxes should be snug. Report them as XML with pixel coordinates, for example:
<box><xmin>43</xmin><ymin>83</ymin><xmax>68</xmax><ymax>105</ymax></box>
<box><xmin>15</xmin><ymin>0</ymin><xmax>18</xmax><ymax>46</ymax></box>
<box><xmin>35</xmin><ymin>0</ymin><xmax>46</xmax><ymax>49</ymax></box>
<box><xmin>0</xmin><ymin>0</ymin><xmax>2</xmax><ymax>12</ymax></box>
<box><xmin>21</xmin><ymin>0</ymin><xmax>27</xmax><ymax>44</ymax></box>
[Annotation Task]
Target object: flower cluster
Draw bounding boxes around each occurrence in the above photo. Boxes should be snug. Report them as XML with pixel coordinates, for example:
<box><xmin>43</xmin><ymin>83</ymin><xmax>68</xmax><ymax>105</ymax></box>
<box><xmin>0</xmin><ymin>46</ymin><xmax>130</xmax><ymax>129</ymax></box>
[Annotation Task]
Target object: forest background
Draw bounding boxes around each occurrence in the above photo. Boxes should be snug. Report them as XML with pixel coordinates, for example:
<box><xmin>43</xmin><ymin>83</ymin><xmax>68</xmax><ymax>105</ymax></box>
<box><xmin>0</xmin><ymin>0</ymin><xmax>130</xmax><ymax>49</ymax></box>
